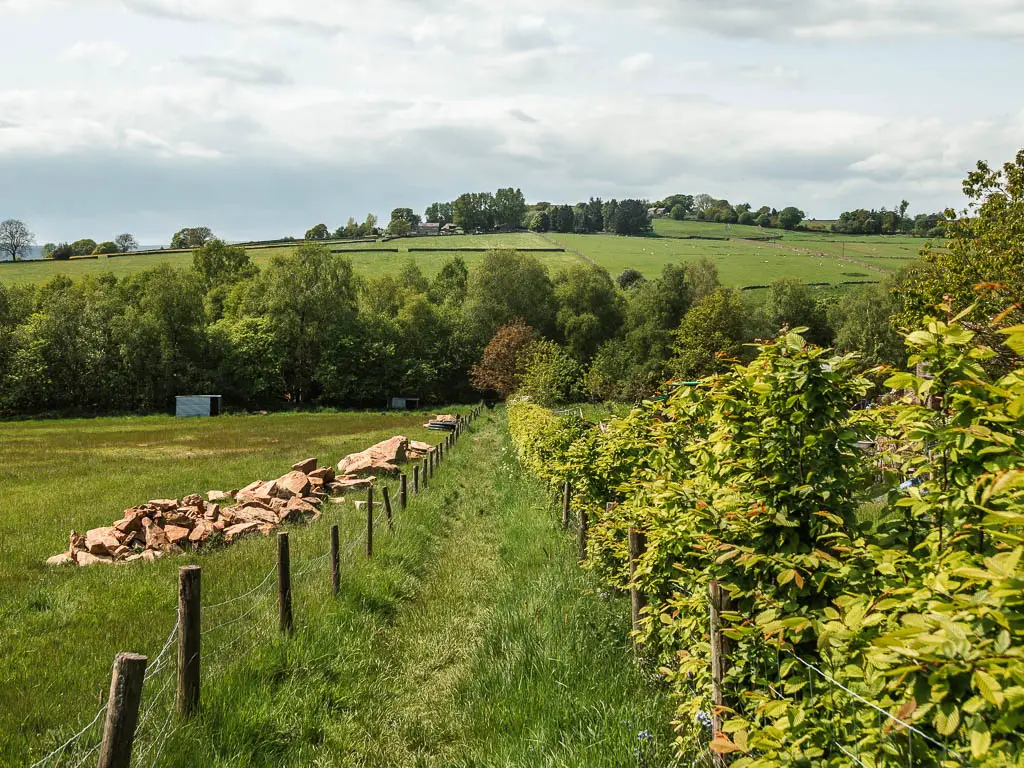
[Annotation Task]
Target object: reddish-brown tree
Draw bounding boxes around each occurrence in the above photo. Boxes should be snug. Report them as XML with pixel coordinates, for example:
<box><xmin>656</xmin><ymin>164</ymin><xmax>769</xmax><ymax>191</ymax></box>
<box><xmin>470</xmin><ymin>320</ymin><xmax>536</xmax><ymax>398</ymax></box>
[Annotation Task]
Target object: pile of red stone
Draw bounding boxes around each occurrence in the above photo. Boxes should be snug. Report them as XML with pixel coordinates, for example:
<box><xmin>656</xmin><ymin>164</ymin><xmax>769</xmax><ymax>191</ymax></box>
<box><xmin>335</xmin><ymin>435</ymin><xmax>434</xmax><ymax>481</ymax></box>
<box><xmin>46</xmin><ymin>458</ymin><xmax>336</xmax><ymax>567</ymax></box>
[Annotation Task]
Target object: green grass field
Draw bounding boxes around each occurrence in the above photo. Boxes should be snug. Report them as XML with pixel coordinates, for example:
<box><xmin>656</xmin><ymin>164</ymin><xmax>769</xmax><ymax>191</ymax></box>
<box><xmin>0</xmin><ymin>221</ymin><xmax>925</xmax><ymax>290</ymax></box>
<box><xmin>1</xmin><ymin>410</ymin><xmax>680</xmax><ymax>766</ymax></box>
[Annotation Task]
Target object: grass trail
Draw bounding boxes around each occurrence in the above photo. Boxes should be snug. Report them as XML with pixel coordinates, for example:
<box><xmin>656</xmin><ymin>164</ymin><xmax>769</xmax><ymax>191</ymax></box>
<box><xmin>34</xmin><ymin>410</ymin><xmax>677</xmax><ymax>767</ymax></box>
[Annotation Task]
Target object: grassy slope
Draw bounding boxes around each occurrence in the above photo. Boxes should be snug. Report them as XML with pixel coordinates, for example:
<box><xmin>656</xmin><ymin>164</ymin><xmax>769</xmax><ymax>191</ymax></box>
<box><xmin>5</xmin><ymin>411</ymin><xmax>677</xmax><ymax>766</ymax></box>
<box><xmin>0</xmin><ymin>233</ymin><xmax>576</xmax><ymax>287</ymax></box>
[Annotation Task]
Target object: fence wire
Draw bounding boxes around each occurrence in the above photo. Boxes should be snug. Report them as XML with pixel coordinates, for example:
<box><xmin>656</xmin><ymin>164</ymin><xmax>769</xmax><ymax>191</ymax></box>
<box><xmin>29</xmin><ymin>447</ymin><xmax>442</xmax><ymax>766</ymax></box>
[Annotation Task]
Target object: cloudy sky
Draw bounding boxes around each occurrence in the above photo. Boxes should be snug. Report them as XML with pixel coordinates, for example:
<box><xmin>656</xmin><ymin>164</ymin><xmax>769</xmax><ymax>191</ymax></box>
<box><xmin>2</xmin><ymin>0</ymin><xmax>1023</xmax><ymax>243</ymax></box>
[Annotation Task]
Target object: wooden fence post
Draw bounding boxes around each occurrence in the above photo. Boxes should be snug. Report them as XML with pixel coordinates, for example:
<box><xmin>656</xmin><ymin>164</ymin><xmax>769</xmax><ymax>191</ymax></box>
<box><xmin>578</xmin><ymin>508</ymin><xmax>589</xmax><ymax>561</ymax></box>
<box><xmin>176</xmin><ymin>566</ymin><xmax>200</xmax><ymax>718</ymax></box>
<box><xmin>628</xmin><ymin>528</ymin><xmax>647</xmax><ymax>640</ymax></box>
<box><xmin>709</xmin><ymin>580</ymin><xmax>730</xmax><ymax>742</ymax></box>
<box><xmin>97</xmin><ymin>652</ymin><xmax>147</xmax><ymax>768</ymax></box>
<box><xmin>413</xmin><ymin>464</ymin><xmax>420</xmax><ymax>494</ymax></box>
<box><xmin>422</xmin><ymin>458</ymin><xmax>429</xmax><ymax>490</ymax></box>
<box><xmin>330</xmin><ymin>525</ymin><xmax>340</xmax><ymax>596</ymax></box>
<box><xmin>366</xmin><ymin>486</ymin><xmax>374</xmax><ymax>558</ymax></box>
<box><xmin>382</xmin><ymin>486</ymin><xmax>394</xmax><ymax>531</ymax></box>
<box><xmin>561</xmin><ymin>481</ymin><xmax>571</xmax><ymax>530</ymax></box>
<box><xmin>277</xmin><ymin>532</ymin><xmax>292</xmax><ymax>634</ymax></box>
<box><xmin>400</xmin><ymin>473</ymin><xmax>408</xmax><ymax>510</ymax></box>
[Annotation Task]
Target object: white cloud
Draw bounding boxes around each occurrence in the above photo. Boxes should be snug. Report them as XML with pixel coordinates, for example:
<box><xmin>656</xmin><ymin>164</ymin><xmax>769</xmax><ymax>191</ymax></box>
<box><xmin>61</xmin><ymin>40</ymin><xmax>128</xmax><ymax>66</ymax></box>
<box><xmin>619</xmin><ymin>52</ymin><xmax>654</xmax><ymax>75</ymax></box>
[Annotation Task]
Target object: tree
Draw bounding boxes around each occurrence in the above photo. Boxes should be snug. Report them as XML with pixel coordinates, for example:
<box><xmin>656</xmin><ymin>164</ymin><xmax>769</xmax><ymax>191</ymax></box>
<box><xmin>470</xmin><ymin>320</ymin><xmax>537</xmax><ymax>398</ymax></box>
<box><xmin>452</xmin><ymin>192</ymin><xmax>495</xmax><ymax>232</ymax></box>
<box><xmin>0</xmin><ymin>220</ymin><xmax>35</xmax><ymax>262</ymax></box>
<box><xmin>777</xmin><ymin>206</ymin><xmax>805</xmax><ymax>230</ymax></box>
<box><xmin>694</xmin><ymin>194</ymin><xmax>714</xmax><ymax>216</ymax></box>
<box><xmin>388</xmin><ymin>208</ymin><xmax>420</xmax><ymax>236</ymax></box>
<box><xmin>607</xmin><ymin>199</ymin><xmax>652</xmax><ymax>236</ymax></box>
<box><xmin>464</xmin><ymin>249</ymin><xmax>556</xmax><ymax>341</ymax></box>
<box><xmin>114</xmin><ymin>233</ymin><xmax>138</xmax><ymax>253</ymax></box>
<box><xmin>896</xmin><ymin>148</ymin><xmax>1024</xmax><ymax>344</ymax></box>
<box><xmin>428</xmin><ymin>256</ymin><xmax>469</xmax><ymax>307</ymax></box>
<box><xmin>191</xmin><ymin>240</ymin><xmax>254</xmax><ymax>293</ymax></box>
<box><xmin>553</xmin><ymin>264</ymin><xmax>625</xmax><ymax>361</ymax></box>
<box><xmin>305</xmin><ymin>223</ymin><xmax>330</xmax><ymax>241</ymax></box>
<box><xmin>670</xmin><ymin>288</ymin><xmax>747</xmax><ymax>379</ymax></box>
<box><xmin>424</xmin><ymin>201</ymin><xmax>454</xmax><ymax>225</ymax></box>
<box><xmin>828</xmin><ymin>283</ymin><xmax>904</xmax><ymax>368</ymax></box>
<box><xmin>493</xmin><ymin>187</ymin><xmax>527</xmax><ymax>231</ymax></box>
<box><xmin>170</xmin><ymin>227</ymin><xmax>214</xmax><ymax>249</ymax></box>
<box><xmin>517</xmin><ymin>340</ymin><xmax>580</xmax><ymax>406</ymax></box>
<box><xmin>92</xmin><ymin>241</ymin><xmax>119</xmax><ymax>255</ymax></box>
<box><xmin>670</xmin><ymin>204</ymin><xmax>687</xmax><ymax>221</ymax></box>
<box><xmin>758</xmin><ymin>277</ymin><xmax>831</xmax><ymax>346</ymax></box>
<box><xmin>398</xmin><ymin>259</ymin><xmax>429</xmax><ymax>293</ymax></box>
<box><xmin>41</xmin><ymin>243</ymin><xmax>56</xmax><ymax>259</ymax></box>
<box><xmin>362</xmin><ymin>213</ymin><xmax>378</xmax><ymax>236</ymax></box>
<box><xmin>70</xmin><ymin>239</ymin><xmax>97</xmax><ymax>257</ymax></box>
<box><xmin>49</xmin><ymin>243</ymin><xmax>74</xmax><ymax>261</ymax></box>
<box><xmin>616</xmin><ymin>268</ymin><xmax>646</xmax><ymax>290</ymax></box>
<box><xmin>529</xmin><ymin>210</ymin><xmax>550</xmax><ymax>232</ymax></box>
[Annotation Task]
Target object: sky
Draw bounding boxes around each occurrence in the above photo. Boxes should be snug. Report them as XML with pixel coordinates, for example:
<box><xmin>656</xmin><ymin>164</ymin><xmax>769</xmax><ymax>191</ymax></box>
<box><xmin>1</xmin><ymin>0</ymin><xmax>1023</xmax><ymax>244</ymax></box>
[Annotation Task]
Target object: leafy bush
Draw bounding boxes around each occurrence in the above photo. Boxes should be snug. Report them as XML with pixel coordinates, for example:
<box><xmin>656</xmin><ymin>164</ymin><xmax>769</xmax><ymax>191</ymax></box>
<box><xmin>509</xmin><ymin>318</ymin><xmax>1024</xmax><ymax>765</ymax></box>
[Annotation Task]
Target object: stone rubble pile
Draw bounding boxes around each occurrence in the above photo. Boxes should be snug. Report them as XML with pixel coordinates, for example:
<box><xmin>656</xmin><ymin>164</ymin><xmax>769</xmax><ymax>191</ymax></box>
<box><xmin>46</xmin><ymin>434</ymin><xmax>437</xmax><ymax>568</ymax></box>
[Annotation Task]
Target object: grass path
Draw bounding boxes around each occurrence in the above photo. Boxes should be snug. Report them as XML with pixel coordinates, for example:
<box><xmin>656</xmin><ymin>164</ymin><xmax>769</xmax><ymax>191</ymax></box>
<box><xmin>25</xmin><ymin>411</ymin><xmax>678</xmax><ymax>766</ymax></box>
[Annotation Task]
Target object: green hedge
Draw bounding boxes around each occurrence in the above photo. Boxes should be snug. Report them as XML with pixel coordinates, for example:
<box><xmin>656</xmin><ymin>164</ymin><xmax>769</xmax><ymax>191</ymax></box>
<box><xmin>509</xmin><ymin>320</ymin><xmax>1024</xmax><ymax>766</ymax></box>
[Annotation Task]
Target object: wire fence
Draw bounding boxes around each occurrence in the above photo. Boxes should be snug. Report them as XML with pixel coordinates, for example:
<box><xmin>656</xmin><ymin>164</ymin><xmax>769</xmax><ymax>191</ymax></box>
<box><xmin>25</xmin><ymin>410</ymin><xmax>481</xmax><ymax>767</ymax></box>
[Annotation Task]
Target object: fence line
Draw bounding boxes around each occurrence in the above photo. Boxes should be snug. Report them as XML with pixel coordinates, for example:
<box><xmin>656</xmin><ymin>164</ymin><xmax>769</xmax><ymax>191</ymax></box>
<box><xmin>28</xmin><ymin>405</ymin><xmax>483</xmax><ymax>765</ymax></box>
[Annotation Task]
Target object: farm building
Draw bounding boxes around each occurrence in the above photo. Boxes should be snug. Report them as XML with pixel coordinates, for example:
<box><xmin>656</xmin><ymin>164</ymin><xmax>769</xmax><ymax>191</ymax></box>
<box><xmin>175</xmin><ymin>395</ymin><xmax>223</xmax><ymax>418</ymax></box>
<box><xmin>418</xmin><ymin>222</ymin><xmax>441</xmax><ymax>235</ymax></box>
<box><xmin>390</xmin><ymin>396</ymin><xmax>421</xmax><ymax>410</ymax></box>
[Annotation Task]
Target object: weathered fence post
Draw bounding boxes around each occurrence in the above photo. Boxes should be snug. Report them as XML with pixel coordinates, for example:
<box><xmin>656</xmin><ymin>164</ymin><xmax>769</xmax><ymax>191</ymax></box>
<box><xmin>400</xmin><ymin>473</ymin><xmax>408</xmax><ymax>510</ymax></box>
<box><xmin>382</xmin><ymin>486</ymin><xmax>394</xmax><ymax>531</ymax></box>
<box><xmin>176</xmin><ymin>565</ymin><xmax>201</xmax><ymax>718</ymax></box>
<box><xmin>422</xmin><ymin>458</ymin><xmax>429</xmax><ymax>490</ymax></box>
<box><xmin>578</xmin><ymin>508</ymin><xmax>589</xmax><ymax>561</ymax></box>
<box><xmin>413</xmin><ymin>465</ymin><xmax>420</xmax><ymax>494</ymax></box>
<box><xmin>366</xmin><ymin>486</ymin><xmax>374</xmax><ymax>558</ymax></box>
<box><xmin>709</xmin><ymin>580</ymin><xmax>730</xmax><ymax>744</ymax></box>
<box><xmin>330</xmin><ymin>525</ymin><xmax>340</xmax><ymax>596</ymax></box>
<box><xmin>277</xmin><ymin>532</ymin><xmax>292</xmax><ymax>634</ymax></box>
<box><xmin>561</xmin><ymin>481</ymin><xmax>571</xmax><ymax>529</ymax></box>
<box><xmin>97</xmin><ymin>652</ymin><xmax>147</xmax><ymax>768</ymax></box>
<box><xmin>628</xmin><ymin>528</ymin><xmax>648</xmax><ymax>640</ymax></box>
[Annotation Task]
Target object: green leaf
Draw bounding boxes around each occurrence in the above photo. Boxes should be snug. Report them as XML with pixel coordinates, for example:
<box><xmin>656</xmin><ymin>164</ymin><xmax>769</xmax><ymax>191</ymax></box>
<box><xmin>970</xmin><ymin>726</ymin><xmax>992</xmax><ymax>759</ymax></box>
<box><xmin>933</xmin><ymin>702</ymin><xmax>960</xmax><ymax>736</ymax></box>
<box><xmin>974</xmin><ymin>670</ymin><xmax>1005</xmax><ymax>708</ymax></box>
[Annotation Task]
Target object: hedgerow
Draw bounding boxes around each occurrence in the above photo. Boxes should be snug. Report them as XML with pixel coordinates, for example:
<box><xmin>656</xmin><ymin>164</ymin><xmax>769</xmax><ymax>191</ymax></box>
<box><xmin>508</xmin><ymin>317</ymin><xmax>1024</xmax><ymax>766</ymax></box>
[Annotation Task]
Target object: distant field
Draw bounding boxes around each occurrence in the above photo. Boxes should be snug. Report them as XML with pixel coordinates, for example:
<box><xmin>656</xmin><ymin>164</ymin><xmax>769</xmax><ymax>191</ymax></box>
<box><xmin>0</xmin><ymin>224</ymin><xmax>925</xmax><ymax>289</ymax></box>
<box><xmin>0</xmin><ymin>233</ymin><xmax>572</xmax><ymax>286</ymax></box>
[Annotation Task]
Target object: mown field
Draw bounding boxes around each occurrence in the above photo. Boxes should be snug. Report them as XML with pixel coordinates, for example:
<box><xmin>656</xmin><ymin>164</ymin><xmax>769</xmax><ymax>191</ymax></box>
<box><xmin>0</xmin><ymin>220</ymin><xmax>926</xmax><ymax>290</ymax></box>
<box><xmin>0</xmin><ymin>410</ymin><xmax>677</xmax><ymax>766</ymax></box>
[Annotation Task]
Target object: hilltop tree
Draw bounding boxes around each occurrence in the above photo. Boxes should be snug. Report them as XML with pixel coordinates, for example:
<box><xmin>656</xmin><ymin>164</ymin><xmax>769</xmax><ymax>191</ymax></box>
<box><xmin>114</xmin><ymin>233</ymin><xmax>138</xmax><ymax>253</ymax></box>
<box><xmin>388</xmin><ymin>208</ymin><xmax>420</xmax><ymax>236</ymax></box>
<box><xmin>424</xmin><ymin>201</ymin><xmax>454</xmax><ymax>225</ymax></box>
<box><xmin>71</xmin><ymin>238</ymin><xmax>97</xmax><ymax>256</ymax></box>
<box><xmin>49</xmin><ymin>243</ymin><xmax>74</xmax><ymax>261</ymax></box>
<box><xmin>191</xmin><ymin>240</ymin><xmax>254</xmax><ymax>294</ymax></box>
<box><xmin>305</xmin><ymin>223</ymin><xmax>330</xmax><ymax>241</ymax></box>
<box><xmin>493</xmin><ymin>187</ymin><xmax>527</xmax><ymax>231</ymax></box>
<box><xmin>777</xmin><ymin>206</ymin><xmax>805</xmax><ymax>230</ymax></box>
<box><xmin>453</xmin><ymin>192</ymin><xmax>495</xmax><ymax>232</ymax></box>
<box><xmin>170</xmin><ymin>227</ymin><xmax>214</xmax><ymax>249</ymax></box>
<box><xmin>607</xmin><ymin>199</ymin><xmax>651</xmax><ymax>236</ymax></box>
<box><xmin>92</xmin><ymin>241</ymin><xmax>119</xmax><ymax>255</ymax></box>
<box><xmin>40</xmin><ymin>243</ymin><xmax>56</xmax><ymax>259</ymax></box>
<box><xmin>0</xmin><ymin>220</ymin><xmax>35</xmax><ymax>262</ymax></box>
